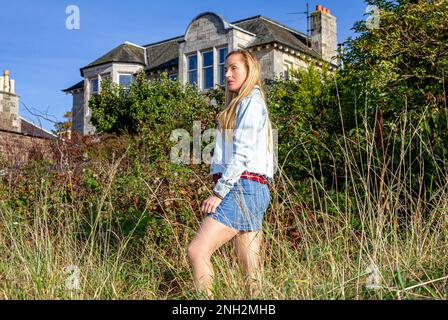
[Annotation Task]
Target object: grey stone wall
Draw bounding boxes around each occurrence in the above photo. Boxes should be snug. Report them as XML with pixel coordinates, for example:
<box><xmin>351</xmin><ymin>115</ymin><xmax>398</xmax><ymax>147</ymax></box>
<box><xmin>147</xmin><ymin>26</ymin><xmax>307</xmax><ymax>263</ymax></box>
<box><xmin>147</xmin><ymin>66</ymin><xmax>178</xmax><ymax>81</ymax></box>
<box><xmin>179</xmin><ymin>13</ymin><xmax>260</xmax><ymax>89</ymax></box>
<box><xmin>232</xmin><ymin>29</ymin><xmax>256</xmax><ymax>50</ymax></box>
<box><xmin>184</xmin><ymin>14</ymin><xmax>227</xmax><ymax>47</ymax></box>
<box><xmin>179</xmin><ymin>13</ymin><xmax>229</xmax><ymax>87</ymax></box>
<box><xmin>0</xmin><ymin>91</ymin><xmax>20</xmax><ymax>133</ymax></box>
<box><xmin>252</xmin><ymin>48</ymin><xmax>276</xmax><ymax>80</ymax></box>
<box><xmin>71</xmin><ymin>91</ymin><xmax>84</xmax><ymax>134</ymax></box>
<box><xmin>311</xmin><ymin>10</ymin><xmax>338</xmax><ymax>64</ymax></box>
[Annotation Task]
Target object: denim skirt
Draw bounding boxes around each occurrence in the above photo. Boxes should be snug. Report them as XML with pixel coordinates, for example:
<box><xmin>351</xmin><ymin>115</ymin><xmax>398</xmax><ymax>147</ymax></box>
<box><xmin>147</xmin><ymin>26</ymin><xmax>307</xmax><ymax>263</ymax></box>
<box><xmin>207</xmin><ymin>178</ymin><xmax>271</xmax><ymax>231</ymax></box>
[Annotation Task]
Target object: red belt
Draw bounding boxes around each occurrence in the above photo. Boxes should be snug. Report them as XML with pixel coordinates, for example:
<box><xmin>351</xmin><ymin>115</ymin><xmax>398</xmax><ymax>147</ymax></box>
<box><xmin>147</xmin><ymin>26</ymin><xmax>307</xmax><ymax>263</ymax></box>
<box><xmin>213</xmin><ymin>171</ymin><xmax>268</xmax><ymax>185</ymax></box>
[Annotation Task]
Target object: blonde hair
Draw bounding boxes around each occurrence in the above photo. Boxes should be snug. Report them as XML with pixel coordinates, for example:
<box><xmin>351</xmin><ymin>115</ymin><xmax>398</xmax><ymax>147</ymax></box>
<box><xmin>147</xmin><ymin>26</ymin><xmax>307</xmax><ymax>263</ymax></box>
<box><xmin>218</xmin><ymin>49</ymin><xmax>273</xmax><ymax>153</ymax></box>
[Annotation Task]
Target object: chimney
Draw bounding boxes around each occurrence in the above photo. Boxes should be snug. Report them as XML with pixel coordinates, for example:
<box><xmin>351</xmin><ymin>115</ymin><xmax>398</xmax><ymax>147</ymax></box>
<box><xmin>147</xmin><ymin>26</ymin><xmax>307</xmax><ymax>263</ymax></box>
<box><xmin>0</xmin><ymin>69</ymin><xmax>20</xmax><ymax>133</ymax></box>
<box><xmin>0</xmin><ymin>70</ymin><xmax>15</xmax><ymax>94</ymax></box>
<box><xmin>3</xmin><ymin>70</ymin><xmax>10</xmax><ymax>92</ymax></box>
<box><xmin>311</xmin><ymin>4</ymin><xmax>338</xmax><ymax>64</ymax></box>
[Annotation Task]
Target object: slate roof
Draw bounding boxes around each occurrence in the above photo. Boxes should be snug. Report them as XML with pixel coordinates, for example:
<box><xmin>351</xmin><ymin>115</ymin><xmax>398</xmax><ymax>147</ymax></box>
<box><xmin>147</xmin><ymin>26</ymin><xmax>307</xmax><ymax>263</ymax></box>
<box><xmin>80</xmin><ymin>43</ymin><xmax>146</xmax><ymax>76</ymax></box>
<box><xmin>66</xmin><ymin>13</ymin><xmax>324</xmax><ymax>91</ymax></box>
<box><xmin>232</xmin><ymin>16</ymin><xmax>320</xmax><ymax>59</ymax></box>
<box><xmin>20</xmin><ymin>116</ymin><xmax>57</xmax><ymax>139</ymax></box>
<box><xmin>62</xmin><ymin>80</ymin><xmax>84</xmax><ymax>93</ymax></box>
<box><xmin>144</xmin><ymin>36</ymin><xmax>184</xmax><ymax>72</ymax></box>
<box><xmin>142</xmin><ymin>15</ymin><xmax>321</xmax><ymax>73</ymax></box>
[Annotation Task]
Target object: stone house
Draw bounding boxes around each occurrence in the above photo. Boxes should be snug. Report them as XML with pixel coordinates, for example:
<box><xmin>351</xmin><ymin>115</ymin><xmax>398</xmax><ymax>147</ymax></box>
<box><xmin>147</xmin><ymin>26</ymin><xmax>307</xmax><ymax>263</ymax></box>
<box><xmin>0</xmin><ymin>70</ymin><xmax>57</xmax><ymax>139</ymax></box>
<box><xmin>63</xmin><ymin>5</ymin><xmax>338</xmax><ymax>136</ymax></box>
<box><xmin>0</xmin><ymin>70</ymin><xmax>57</xmax><ymax>167</ymax></box>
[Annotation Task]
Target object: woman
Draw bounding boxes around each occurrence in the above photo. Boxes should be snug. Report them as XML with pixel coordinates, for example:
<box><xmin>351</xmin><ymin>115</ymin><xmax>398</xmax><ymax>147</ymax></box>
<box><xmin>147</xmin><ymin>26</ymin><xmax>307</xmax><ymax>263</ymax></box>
<box><xmin>187</xmin><ymin>49</ymin><xmax>274</xmax><ymax>299</ymax></box>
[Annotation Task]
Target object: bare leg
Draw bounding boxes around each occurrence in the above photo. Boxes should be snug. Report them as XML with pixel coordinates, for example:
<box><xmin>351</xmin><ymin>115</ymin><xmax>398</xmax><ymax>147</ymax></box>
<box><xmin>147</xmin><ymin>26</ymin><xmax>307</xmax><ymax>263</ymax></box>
<box><xmin>234</xmin><ymin>231</ymin><xmax>264</xmax><ymax>298</ymax></box>
<box><xmin>187</xmin><ymin>217</ymin><xmax>238</xmax><ymax>299</ymax></box>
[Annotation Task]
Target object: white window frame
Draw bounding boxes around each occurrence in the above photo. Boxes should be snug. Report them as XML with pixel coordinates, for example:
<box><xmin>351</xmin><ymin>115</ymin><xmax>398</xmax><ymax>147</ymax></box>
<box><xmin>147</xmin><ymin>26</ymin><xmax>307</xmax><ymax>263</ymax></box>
<box><xmin>202</xmin><ymin>50</ymin><xmax>214</xmax><ymax>90</ymax></box>
<box><xmin>187</xmin><ymin>53</ymin><xmax>198</xmax><ymax>85</ymax></box>
<box><xmin>283</xmin><ymin>61</ymin><xmax>293</xmax><ymax>80</ymax></box>
<box><xmin>90</xmin><ymin>78</ymin><xmax>99</xmax><ymax>94</ymax></box>
<box><xmin>118</xmin><ymin>73</ymin><xmax>133</xmax><ymax>88</ymax></box>
<box><xmin>218</xmin><ymin>47</ymin><xmax>228</xmax><ymax>86</ymax></box>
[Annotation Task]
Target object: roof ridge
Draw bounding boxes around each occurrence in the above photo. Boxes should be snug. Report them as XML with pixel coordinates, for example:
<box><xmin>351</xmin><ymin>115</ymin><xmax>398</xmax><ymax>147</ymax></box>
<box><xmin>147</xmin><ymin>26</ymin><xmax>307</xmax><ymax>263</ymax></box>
<box><xmin>80</xmin><ymin>42</ymin><xmax>147</xmax><ymax>76</ymax></box>
<box><xmin>259</xmin><ymin>16</ymin><xmax>309</xmax><ymax>39</ymax></box>
<box><xmin>143</xmin><ymin>35</ymin><xmax>184</xmax><ymax>48</ymax></box>
<box><xmin>142</xmin><ymin>14</ymin><xmax>308</xmax><ymax>50</ymax></box>
<box><xmin>19</xmin><ymin>115</ymin><xmax>57</xmax><ymax>137</ymax></box>
<box><xmin>124</xmin><ymin>41</ymin><xmax>146</xmax><ymax>49</ymax></box>
<box><xmin>230</xmin><ymin>15</ymin><xmax>262</xmax><ymax>25</ymax></box>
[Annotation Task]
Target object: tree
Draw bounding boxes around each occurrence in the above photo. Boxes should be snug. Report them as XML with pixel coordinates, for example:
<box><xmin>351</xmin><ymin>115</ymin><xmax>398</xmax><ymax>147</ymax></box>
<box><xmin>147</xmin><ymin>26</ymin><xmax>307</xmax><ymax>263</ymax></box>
<box><xmin>54</xmin><ymin>111</ymin><xmax>73</xmax><ymax>134</ymax></box>
<box><xmin>339</xmin><ymin>0</ymin><xmax>448</xmax><ymax>195</ymax></box>
<box><xmin>88</xmin><ymin>71</ymin><xmax>214</xmax><ymax>135</ymax></box>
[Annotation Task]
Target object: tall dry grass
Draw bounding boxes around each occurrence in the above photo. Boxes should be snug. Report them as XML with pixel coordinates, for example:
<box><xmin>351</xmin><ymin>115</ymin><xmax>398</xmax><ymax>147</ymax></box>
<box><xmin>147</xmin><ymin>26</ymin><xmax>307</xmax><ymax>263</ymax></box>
<box><xmin>0</xmin><ymin>106</ymin><xmax>447</xmax><ymax>300</ymax></box>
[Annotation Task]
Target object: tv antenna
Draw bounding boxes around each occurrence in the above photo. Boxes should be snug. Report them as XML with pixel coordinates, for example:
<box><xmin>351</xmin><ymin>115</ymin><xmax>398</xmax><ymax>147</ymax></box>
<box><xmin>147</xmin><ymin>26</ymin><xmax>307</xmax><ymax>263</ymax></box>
<box><xmin>287</xmin><ymin>2</ymin><xmax>310</xmax><ymax>46</ymax></box>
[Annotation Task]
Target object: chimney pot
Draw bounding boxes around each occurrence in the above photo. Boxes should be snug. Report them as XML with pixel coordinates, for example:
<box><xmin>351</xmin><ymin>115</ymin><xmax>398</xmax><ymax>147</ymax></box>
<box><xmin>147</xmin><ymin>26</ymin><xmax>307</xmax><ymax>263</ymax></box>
<box><xmin>316</xmin><ymin>5</ymin><xmax>323</xmax><ymax>11</ymax></box>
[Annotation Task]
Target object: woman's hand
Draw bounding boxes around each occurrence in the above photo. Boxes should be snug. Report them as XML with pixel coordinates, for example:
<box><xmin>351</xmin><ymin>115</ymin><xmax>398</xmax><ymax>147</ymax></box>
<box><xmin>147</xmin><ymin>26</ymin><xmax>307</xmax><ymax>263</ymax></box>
<box><xmin>201</xmin><ymin>195</ymin><xmax>223</xmax><ymax>214</ymax></box>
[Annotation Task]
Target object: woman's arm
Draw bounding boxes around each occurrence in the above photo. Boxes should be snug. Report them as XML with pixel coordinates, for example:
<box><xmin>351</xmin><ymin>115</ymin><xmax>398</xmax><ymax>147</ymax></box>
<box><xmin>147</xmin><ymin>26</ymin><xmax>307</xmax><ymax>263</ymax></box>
<box><xmin>213</xmin><ymin>96</ymin><xmax>265</xmax><ymax>199</ymax></box>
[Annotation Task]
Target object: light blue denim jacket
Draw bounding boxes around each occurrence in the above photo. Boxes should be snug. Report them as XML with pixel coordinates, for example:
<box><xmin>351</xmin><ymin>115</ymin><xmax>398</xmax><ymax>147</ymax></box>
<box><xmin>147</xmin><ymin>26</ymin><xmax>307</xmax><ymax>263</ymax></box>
<box><xmin>210</xmin><ymin>86</ymin><xmax>275</xmax><ymax>199</ymax></box>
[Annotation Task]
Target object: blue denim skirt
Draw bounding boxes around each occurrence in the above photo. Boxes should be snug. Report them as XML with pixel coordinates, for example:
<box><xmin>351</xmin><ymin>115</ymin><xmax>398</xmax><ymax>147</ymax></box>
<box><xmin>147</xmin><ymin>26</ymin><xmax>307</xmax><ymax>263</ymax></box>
<box><xmin>207</xmin><ymin>178</ymin><xmax>271</xmax><ymax>231</ymax></box>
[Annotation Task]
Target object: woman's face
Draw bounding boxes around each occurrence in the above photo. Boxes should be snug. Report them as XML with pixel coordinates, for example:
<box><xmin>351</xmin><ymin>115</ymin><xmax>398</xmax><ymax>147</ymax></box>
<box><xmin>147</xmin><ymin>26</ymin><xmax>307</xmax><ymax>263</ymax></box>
<box><xmin>225</xmin><ymin>53</ymin><xmax>248</xmax><ymax>93</ymax></box>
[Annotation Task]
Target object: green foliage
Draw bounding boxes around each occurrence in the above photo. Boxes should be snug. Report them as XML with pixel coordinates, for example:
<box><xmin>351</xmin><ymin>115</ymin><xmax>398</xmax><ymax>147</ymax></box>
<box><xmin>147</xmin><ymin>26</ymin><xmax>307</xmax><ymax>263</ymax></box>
<box><xmin>89</xmin><ymin>71</ymin><xmax>222</xmax><ymax>171</ymax></box>
<box><xmin>339</xmin><ymin>0</ymin><xmax>448</xmax><ymax>190</ymax></box>
<box><xmin>83</xmin><ymin>168</ymin><xmax>100</xmax><ymax>192</ymax></box>
<box><xmin>265</xmin><ymin>64</ymin><xmax>337</xmax><ymax>187</ymax></box>
<box><xmin>89</xmin><ymin>71</ymin><xmax>215</xmax><ymax>135</ymax></box>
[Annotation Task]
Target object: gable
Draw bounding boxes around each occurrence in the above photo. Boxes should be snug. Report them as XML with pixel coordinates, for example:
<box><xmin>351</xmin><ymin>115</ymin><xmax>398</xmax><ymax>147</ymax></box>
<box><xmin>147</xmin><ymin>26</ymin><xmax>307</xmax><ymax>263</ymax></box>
<box><xmin>185</xmin><ymin>12</ymin><xmax>227</xmax><ymax>42</ymax></box>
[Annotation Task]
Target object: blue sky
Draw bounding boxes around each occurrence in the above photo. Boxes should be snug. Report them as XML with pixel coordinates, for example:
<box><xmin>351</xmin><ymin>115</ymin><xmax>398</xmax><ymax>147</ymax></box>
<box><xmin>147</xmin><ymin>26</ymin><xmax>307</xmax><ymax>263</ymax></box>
<box><xmin>0</xmin><ymin>0</ymin><xmax>368</xmax><ymax>132</ymax></box>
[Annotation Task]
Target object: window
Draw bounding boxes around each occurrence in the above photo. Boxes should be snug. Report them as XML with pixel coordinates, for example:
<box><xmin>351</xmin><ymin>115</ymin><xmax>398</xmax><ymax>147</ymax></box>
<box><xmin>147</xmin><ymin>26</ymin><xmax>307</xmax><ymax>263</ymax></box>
<box><xmin>283</xmin><ymin>61</ymin><xmax>293</xmax><ymax>80</ymax></box>
<box><xmin>187</xmin><ymin>54</ymin><xmax>197</xmax><ymax>85</ymax></box>
<box><xmin>169</xmin><ymin>74</ymin><xmax>177</xmax><ymax>81</ymax></box>
<box><xmin>218</xmin><ymin>47</ymin><xmax>228</xmax><ymax>85</ymax></box>
<box><xmin>119</xmin><ymin>74</ymin><xmax>133</xmax><ymax>88</ymax></box>
<box><xmin>202</xmin><ymin>50</ymin><xmax>214</xmax><ymax>89</ymax></box>
<box><xmin>91</xmin><ymin>78</ymin><xmax>99</xmax><ymax>94</ymax></box>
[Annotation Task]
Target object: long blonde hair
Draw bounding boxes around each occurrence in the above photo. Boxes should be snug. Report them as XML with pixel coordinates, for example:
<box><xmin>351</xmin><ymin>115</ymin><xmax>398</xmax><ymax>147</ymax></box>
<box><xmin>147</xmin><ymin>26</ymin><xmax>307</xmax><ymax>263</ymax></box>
<box><xmin>218</xmin><ymin>49</ymin><xmax>273</xmax><ymax>153</ymax></box>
